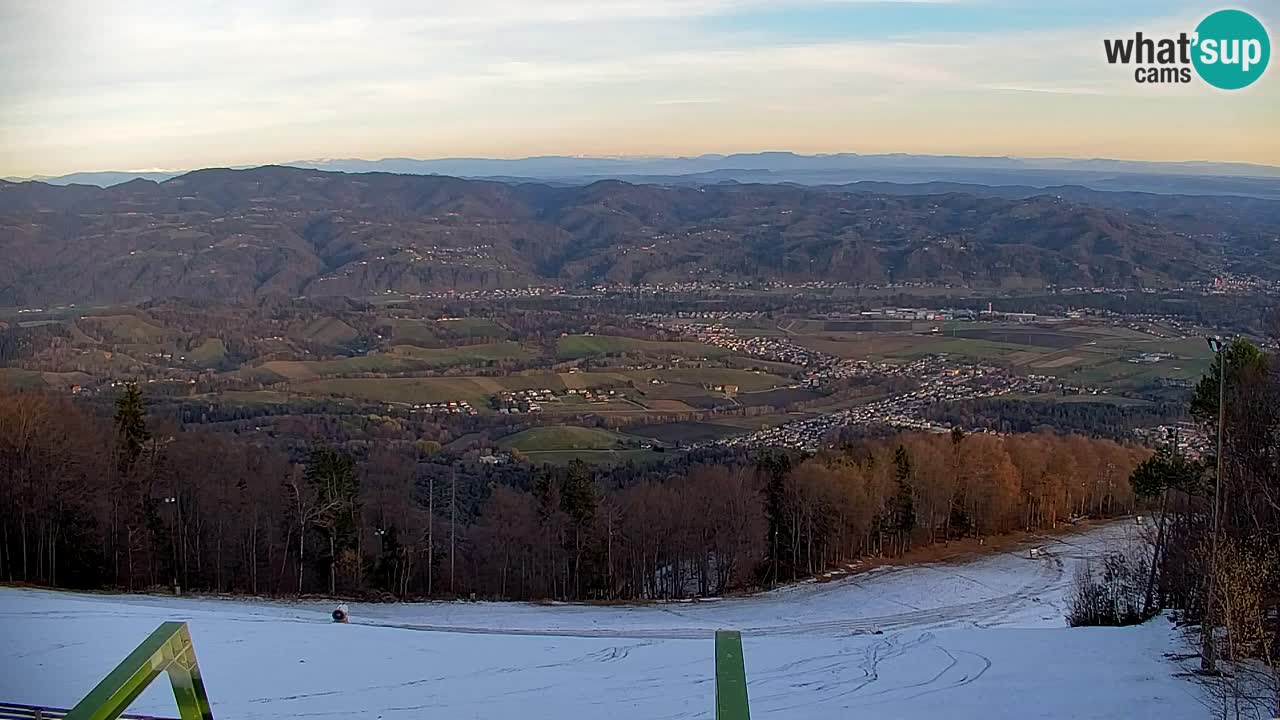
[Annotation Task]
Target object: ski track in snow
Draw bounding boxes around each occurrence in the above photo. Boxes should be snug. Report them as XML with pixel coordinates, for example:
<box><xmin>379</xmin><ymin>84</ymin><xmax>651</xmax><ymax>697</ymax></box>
<box><xmin>2</xmin><ymin>521</ymin><xmax>1205</xmax><ymax>719</ymax></box>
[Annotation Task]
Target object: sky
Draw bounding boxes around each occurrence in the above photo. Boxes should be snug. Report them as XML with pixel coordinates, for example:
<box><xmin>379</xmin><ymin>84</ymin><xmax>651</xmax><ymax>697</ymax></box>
<box><xmin>1</xmin><ymin>0</ymin><xmax>1277</xmax><ymax>177</ymax></box>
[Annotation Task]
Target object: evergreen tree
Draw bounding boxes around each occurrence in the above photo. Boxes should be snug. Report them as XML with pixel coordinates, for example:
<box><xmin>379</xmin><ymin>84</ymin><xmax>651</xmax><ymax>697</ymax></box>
<box><xmin>893</xmin><ymin>445</ymin><xmax>916</xmax><ymax>549</ymax></box>
<box><xmin>1191</xmin><ymin>338</ymin><xmax>1265</xmax><ymax>424</ymax></box>
<box><xmin>560</xmin><ymin>459</ymin><xmax>597</xmax><ymax>529</ymax></box>
<box><xmin>113</xmin><ymin>383</ymin><xmax>150</xmax><ymax>476</ymax></box>
<box><xmin>560</xmin><ymin>459</ymin><xmax>598</xmax><ymax>597</ymax></box>
<box><xmin>758</xmin><ymin>449</ymin><xmax>793</xmax><ymax>584</ymax></box>
<box><xmin>1130</xmin><ymin>442</ymin><xmax>1203</xmax><ymax>501</ymax></box>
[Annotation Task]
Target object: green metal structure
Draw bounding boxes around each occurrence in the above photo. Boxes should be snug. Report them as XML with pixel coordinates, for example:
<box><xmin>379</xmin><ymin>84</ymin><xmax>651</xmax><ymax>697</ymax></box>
<box><xmin>61</xmin><ymin>621</ymin><xmax>750</xmax><ymax>720</ymax></box>
<box><xmin>65</xmin><ymin>622</ymin><xmax>213</xmax><ymax>720</ymax></box>
<box><xmin>714</xmin><ymin>630</ymin><xmax>751</xmax><ymax>720</ymax></box>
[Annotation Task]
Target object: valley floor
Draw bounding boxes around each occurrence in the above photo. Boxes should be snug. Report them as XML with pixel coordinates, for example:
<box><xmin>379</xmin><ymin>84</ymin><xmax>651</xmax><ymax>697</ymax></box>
<box><xmin>1</xmin><ymin>522</ymin><xmax>1206</xmax><ymax>719</ymax></box>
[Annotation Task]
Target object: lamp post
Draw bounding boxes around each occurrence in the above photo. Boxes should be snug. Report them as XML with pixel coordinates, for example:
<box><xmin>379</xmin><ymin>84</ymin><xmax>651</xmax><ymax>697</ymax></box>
<box><xmin>163</xmin><ymin>496</ymin><xmax>179</xmax><ymax>594</ymax></box>
<box><xmin>1202</xmin><ymin>336</ymin><xmax>1226</xmax><ymax>674</ymax></box>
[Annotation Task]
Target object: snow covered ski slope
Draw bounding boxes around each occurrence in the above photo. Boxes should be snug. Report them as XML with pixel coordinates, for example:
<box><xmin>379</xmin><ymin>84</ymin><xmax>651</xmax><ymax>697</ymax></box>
<box><xmin>2</xmin><ymin>522</ymin><xmax>1205</xmax><ymax>719</ymax></box>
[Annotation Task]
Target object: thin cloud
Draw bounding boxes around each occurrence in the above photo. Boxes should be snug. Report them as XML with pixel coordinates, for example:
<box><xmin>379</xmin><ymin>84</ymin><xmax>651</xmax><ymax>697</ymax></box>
<box><xmin>983</xmin><ymin>84</ymin><xmax>1116</xmax><ymax>97</ymax></box>
<box><xmin>650</xmin><ymin>98</ymin><xmax>726</xmax><ymax>106</ymax></box>
<box><xmin>0</xmin><ymin>0</ymin><xmax>1275</xmax><ymax>176</ymax></box>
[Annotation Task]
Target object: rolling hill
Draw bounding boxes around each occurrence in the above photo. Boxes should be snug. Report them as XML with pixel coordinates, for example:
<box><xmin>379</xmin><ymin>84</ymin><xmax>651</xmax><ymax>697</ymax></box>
<box><xmin>1</xmin><ymin>165</ymin><xmax>1274</xmax><ymax>306</ymax></box>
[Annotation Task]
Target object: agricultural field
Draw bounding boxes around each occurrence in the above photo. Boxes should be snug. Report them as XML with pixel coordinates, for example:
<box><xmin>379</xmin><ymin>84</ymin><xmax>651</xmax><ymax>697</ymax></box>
<box><xmin>294</xmin><ymin>377</ymin><xmax>502</xmax><ymax>405</ymax></box>
<box><xmin>187</xmin><ymin>338</ymin><xmax>228</xmax><ymax>368</ymax></box>
<box><xmin>624</xmin><ymin>421</ymin><xmax>746</xmax><ymax>444</ymax></box>
<box><xmin>497</xmin><ymin>425</ymin><xmax>663</xmax><ymax>465</ymax></box>
<box><xmin>379</xmin><ymin>317</ymin><xmax>511</xmax><ymax>345</ymax></box>
<box><xmin>387</xmin><ymin>341</ymin><xmax>536</xmax><ymax>366</ymax></box>
<box><xmin>778</xmin><ymin>319</ymin><xmax>1214</xmax><ymax>389</ymax></box>
<box><xmin>247</xmin><ymin>343</ymin><xmax>536</xmax><ymax>382</ymax></box>
<box><xmin>623</xmin><ymin>367</ymin><xmax>788</xmax><ymax>392</ymax></box>
<box><xmin>0</xmin><ymin>368</ymin><xmax>52</xmax><ymax>389</ymax></box>
<box><xmin>0</xmin><ymin>368</ymin><xmax>92</xmax><ymax>390</ymax></box>
<box><xmin>734</xmin><ymin>386</ymin><xmax>824</xmax><ymax>408</ymax></box>
<box><xmin>722</xmin><ymin>356</ymin><xmax>806</xmax><ymax>377</ymax></box>
<box><xmin>555</xmin><ymin>334</ymin><xmax>729</xmax><ymax>360</ymax></box>
<box><xmin>298</xmin><ymin>317</ymin><xmax>358</xmax><ymax>346</ymax></box>
<box><xmin>288</xmin><ymin>367</ymin><xmax>791</xmax><ymax>409</ymax></box>
<box><xmin>76</xmin><ymin>315</ymin><xmax>171</xmax><ymax>343</ymax></box>
<box><xmin>434</xmin><ymin>317</ymin><xmax>510</xmax><ymax>339</ymax></box>
<box><xmin>259</xmin><ymin>355</ymin><xmax>417</xmax><ymax>381</ymax></box>
<box><xmin>497</xmin><ymin>426</ymin><xmax>636</xmax><ymax>452</ymax></box>
<box><xmin>381</xmin><ymin>318</ymin><xmax>444</xmax><ymax>345</ymax></box>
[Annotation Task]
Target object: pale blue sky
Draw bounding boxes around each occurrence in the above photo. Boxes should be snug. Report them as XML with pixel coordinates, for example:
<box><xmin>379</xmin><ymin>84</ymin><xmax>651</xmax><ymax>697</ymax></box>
<box><xmin>1</xmin><ymin>0</ymin><xmax>1276</xmax><ymax>176</ymax></box>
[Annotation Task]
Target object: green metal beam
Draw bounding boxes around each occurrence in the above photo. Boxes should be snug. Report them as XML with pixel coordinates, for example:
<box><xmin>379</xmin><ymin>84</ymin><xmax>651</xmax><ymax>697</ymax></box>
<box><xmin>714</xmin><ymin>630</ymin><xmax>751</xmax><ymax>720</ymax></box>
<box><xmin>65</xmin><ymin>620</ymin><xmax>743</xmax><ymax>720</ymax></box>
<box><xmin>66</xmin><ymin>622</ymin><xmax>213</xmax><ymax>720</ymax></box>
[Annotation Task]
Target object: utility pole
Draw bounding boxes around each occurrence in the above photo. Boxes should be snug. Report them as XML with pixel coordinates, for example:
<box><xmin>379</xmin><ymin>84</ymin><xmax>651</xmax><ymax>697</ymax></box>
<box><xmin>1202</xmin><ymin>337</ymin><xmax>1226</xmax><ymax>675</ymax></box>
<box><xmin>450</xmin><ymin>467</ymin><xmax>457</xmax><ymax>595</ymax></box>
<box><xmin>427</xmin><ymin>473</ymin><xmax>434</xmax><ymax>597</ymax></box>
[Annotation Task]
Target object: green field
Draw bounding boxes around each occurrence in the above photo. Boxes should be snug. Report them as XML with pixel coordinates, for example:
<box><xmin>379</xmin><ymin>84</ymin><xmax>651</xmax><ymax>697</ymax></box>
<box><xmin>251</xmin><ymin>342</ymin><xmax>534</xmax><ymax>381</ymax></box>
<box><xmin>382</xmin><ymin>318</ymin><xmax>443</xmax><ymax>345</ymax></box>
<box><xmin>261</xmin><ymin>355</ymin><xmax>417</xmax><ymax>381</ymax></box>
<box><xmin>299</xmin><ymin>317</ymin><xmax>358</xmax><ymax>346</ymax></box>
<box><xmin>723</xmin><ymin>356</ymin><xmax>806</xmax><ymax>376</ymax></box>
<box><xmin>495</xmin><ymin>426</ymin><xmax>666</xmax><ymax>466</ymax></box>
<box><xmin>380</xmin><ymin>317</ymin><xmax>509</xmax><ymax>345</ymax></box>
<box><xmin>78</xmin><ymin>315</ymin><xmax>170</xmax><ymax>343</ymax></box>
<box><xmin>0</xmin><ymin>369</ymin><xmax>90</xmax><ymax>390</ymax></box>
<box><xmin>295</xmin><ymin>377</ymin><xmax>497</xmax><ymax>404</ymax></box>
<box><xmin>0</xmin><ymin>368</ymin><xmax>50</xmax><ymax>389</ymax></box>
<box><xmin>778</xmin><ymin>319</ymin><xmax>1216</xmax><ymax>389</ymax></box>
<box><xmin>1061</xmin><ymin>357</ymin><xmax>1212</xmax><ymax>390</ymax></box>
<box><xmin>188</xmin><ymin>338</ymin><xmax>228</xmax><ymax>367</ymax></box>
<box><xmin>194</xmin><ymin>390</ymin><xmax>296</xmax><ymax>405</ymax></box>
<box><xmin>436</xmin><ymin>318</ymin><xmax>509</xmax><ymax>339</ymax></box>
<box><xmin>291</xmin><ymin>367</ymin><xmax>791</xmax><ymax>406</ymax></box>
<box><xmin>498</xmin><ymin>426</ymin><xmax>635</xmax><ymax>452</ymax></box>
<box><xmin>388</xmin><ymin>341</ymin><xmax>535</xmax><ymax>366</ymax></box>
<box><xmin>626</xmin><ymin>367</ymin><xmax>790</xmax><ymax>392</ymax></box>
<box><xmin>625</xmin><ymin>421</ymin><xmax>745</xmax><ymax>444</ymax></box>
<box><xmin>556</xmin><ymin>334</ymin><xmax>730</xmax><ymax>360</ymax></box>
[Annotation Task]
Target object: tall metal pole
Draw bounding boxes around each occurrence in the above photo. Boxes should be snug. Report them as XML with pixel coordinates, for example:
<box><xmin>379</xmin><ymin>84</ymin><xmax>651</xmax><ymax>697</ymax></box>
<box><xmin>1202</xmin><ymin>339</ymin><xmax>1225</xmax><ymax>674</ymax></box>
<box><xmin>427</xmin><ymin>473</ymin><xmax>434</xmax><ymax>597</ymax></box>
<box><xmin>450</xmin><ymin>467</ymin><xmax>457</xmax><ymax>595</ymax></box>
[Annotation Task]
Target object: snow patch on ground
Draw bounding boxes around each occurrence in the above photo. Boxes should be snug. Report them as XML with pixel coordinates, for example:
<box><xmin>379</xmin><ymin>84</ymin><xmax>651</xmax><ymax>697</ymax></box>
<box><xmin>1</xmin><ymin>522</ymin><xmax>1205</xmax><ymax>719</ymax></box>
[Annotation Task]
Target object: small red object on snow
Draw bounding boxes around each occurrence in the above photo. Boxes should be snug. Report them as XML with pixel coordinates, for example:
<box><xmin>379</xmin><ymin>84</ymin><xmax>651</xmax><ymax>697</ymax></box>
<box><xmin>332</xmin><ymin>603</ymin><xmax>349</xmax><ymax>623</ymax></box>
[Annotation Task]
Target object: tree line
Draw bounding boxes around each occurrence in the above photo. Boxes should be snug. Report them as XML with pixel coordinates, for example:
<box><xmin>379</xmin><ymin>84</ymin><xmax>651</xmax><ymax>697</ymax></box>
<box><xmin>0</xmin><ymin>384</ymin><xmax>1145</xmax><ymax>600</ymax></box>
<box><xmin>924</xmin><ymin>397</ymin><xmax>1188</xmax><ymax>441</ymax></box>
<box><xmin>1115</xmin><ymin>338</ymin><xmax>1280</xmax><ymax>716</ymax></box>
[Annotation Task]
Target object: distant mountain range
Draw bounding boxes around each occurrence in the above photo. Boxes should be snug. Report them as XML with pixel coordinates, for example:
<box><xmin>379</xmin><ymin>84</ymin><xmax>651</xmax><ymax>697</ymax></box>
<box><xmin>8</xmin><ymin>152</ymin><xmax>1280</xmax><ymax>198</ymax></box>
<box><xmin>3</xmin><ymin>165</ymin><xmax>1279</xmax><ymax>307</ymax></box>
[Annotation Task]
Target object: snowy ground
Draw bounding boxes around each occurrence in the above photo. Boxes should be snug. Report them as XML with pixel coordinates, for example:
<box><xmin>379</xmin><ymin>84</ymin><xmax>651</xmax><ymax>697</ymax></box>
<box><xmin>2</xmin><ymin>522</ymin><xmax>1206</xmax><ymax>719</ymax></box>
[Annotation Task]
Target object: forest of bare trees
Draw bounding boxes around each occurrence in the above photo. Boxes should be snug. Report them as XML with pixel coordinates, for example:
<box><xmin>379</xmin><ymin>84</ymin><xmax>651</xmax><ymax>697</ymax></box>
<box><xmin>0</xmin><ymin>384</ymin><xmax>1147</xmax><ymax>602</ymax></box>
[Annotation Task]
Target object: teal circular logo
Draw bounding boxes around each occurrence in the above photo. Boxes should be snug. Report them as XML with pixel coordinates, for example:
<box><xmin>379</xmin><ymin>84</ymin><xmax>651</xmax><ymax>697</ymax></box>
<box><xmin>1192</xmin><ymin>10</ymin><xmax>1270</xmax><ymax>90</ymax></box>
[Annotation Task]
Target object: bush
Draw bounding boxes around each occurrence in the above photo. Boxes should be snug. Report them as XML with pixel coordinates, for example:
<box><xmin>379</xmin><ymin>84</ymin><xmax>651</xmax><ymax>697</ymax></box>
<box><xmin>1067</xmin><ymin>548</ymin><xmax>1152</xmax><ymax>627</ymax></box>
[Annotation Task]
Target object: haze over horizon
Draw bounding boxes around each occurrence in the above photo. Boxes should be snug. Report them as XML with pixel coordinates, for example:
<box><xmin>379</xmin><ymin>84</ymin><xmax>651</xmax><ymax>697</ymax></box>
<box><xmin>7</xmin><ymin>149</ymin><xmax>1280</xmax><ymax>184</ymax></box>
<box><xmin>2</xmin><ymin>0</ymin><xmax>1277</xmax><ymax>178</ymax></box>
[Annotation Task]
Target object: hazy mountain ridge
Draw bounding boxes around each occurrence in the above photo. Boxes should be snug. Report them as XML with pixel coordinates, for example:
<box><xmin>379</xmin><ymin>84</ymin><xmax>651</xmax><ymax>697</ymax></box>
<box><xmin>10</xmin><ymin>152</ymin><xmax>1280</xmax><ymax>196</ymax></box>
<box><xmin>1</xmin><ymin>166</ymin><xmax>1275</xmax><ymax>306</ymax></box>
